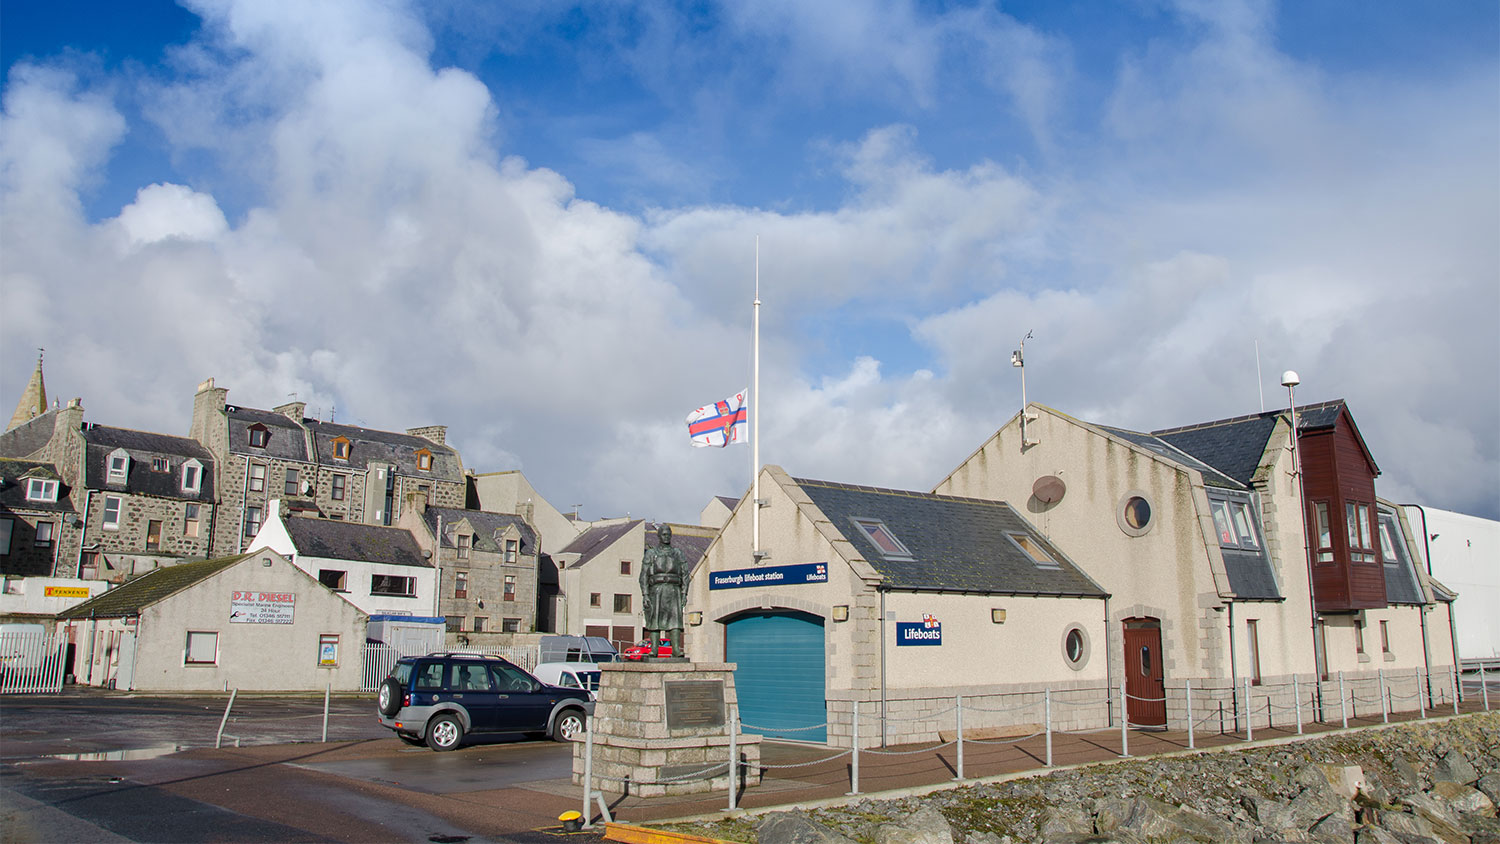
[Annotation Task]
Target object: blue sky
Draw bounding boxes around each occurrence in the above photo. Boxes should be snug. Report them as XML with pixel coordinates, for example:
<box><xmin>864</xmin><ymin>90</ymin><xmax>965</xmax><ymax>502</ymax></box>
<box><xmin>3</xmin><ymin>0</ymin><xmax>1497</xmax><ymax>523</ymax></box>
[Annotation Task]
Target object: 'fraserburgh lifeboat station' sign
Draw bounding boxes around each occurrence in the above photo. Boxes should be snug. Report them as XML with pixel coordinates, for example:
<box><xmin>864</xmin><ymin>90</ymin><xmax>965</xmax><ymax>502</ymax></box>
<box><xmin>709</xmin><ymin>562</ymin><xmax>828</xmax><ymax>590</ymax></box>
<box><xmin>896</xmin><ymin>614</ymin><xmax>943</xmax><ymax>646</ymax></box>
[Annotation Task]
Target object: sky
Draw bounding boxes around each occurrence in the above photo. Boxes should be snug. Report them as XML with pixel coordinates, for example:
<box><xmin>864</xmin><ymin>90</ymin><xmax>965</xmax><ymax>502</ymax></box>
<box><xmin>2</xmin><ymin>0</ymin><xmax>1497</xmax><ymax>526</ymax></box>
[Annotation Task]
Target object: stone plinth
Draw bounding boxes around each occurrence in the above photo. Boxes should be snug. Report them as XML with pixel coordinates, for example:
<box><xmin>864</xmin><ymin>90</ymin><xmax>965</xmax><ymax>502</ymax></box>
<box><xmin>573</xmin><ymin>661</ymin><xmax>762</xmax><ymax>798</ymax></box>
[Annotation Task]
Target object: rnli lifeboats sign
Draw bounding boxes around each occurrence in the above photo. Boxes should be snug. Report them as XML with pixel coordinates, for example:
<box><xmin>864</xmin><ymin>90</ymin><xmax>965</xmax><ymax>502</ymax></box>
<box><xmin>708</xmin><ymin>562</ymin><xmax>828</xmax><ymax>590</ymax></box>
<box><xmin>230</xmin><ymin>591</ymin><xmax>296</xmax><ymax>624</ymax></box>
<box><xmin>896</xmin><ymin>614</ymin><xmax>942</xmax><ymax>646</ymax></box>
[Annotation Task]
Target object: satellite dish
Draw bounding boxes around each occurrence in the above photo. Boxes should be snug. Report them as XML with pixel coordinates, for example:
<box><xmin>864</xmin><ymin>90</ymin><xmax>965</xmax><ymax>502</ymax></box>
<box><xmin>1032</xmin><ymin>475</ymin><xmax>1067</xmax><ymax>504</ymax></box>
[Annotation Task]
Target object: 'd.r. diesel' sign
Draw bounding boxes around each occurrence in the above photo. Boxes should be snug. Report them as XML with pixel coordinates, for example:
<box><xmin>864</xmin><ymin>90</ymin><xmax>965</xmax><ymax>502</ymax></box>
<box><xmin>229</xmin><ymin>590</ymin><xmax>296</xmax><ymax>624</ymax></box>
<box><xmin>708</xmin><ymin>562</ymin><xmax>828</xmax><ymax>590</ymax></box>
<box><xmin>896</xmin><ymin>614</ymin><xmax>942</xmax><ymax>646</ymax></box>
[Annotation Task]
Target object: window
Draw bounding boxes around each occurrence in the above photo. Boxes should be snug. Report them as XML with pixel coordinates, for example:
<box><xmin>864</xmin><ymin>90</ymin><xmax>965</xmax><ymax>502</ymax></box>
<box><xmin>416</xmin><ymin>449</ymin><xmax>432</xmax><ymax>471</ymax></box>
<box><xmin>613</xmin><ymin>594</ymin><xmax>631</xmax><ymax>613</ymax></box>
<box><xmin>103</xmin><ymin>496</ymin><xmax>123</xmax><ymax>530</ymax></box>
<box><xmin>1355</xmin><ymin>619</ymin><xmax>1366</xmax><ymax>654</ymax></box>
<box><xmin>25</xmin><ymin>478</ymin><xmax>58</xmax><ymax>502</ymax></box>
<box><xmin>318</xmin><ymin>634</ymin><xmax>339</xmax><ymax>666</ymax></box>
<box><xmin>502</xmin><ymin>618</ymin><xmax>520</xmax><ymax>633</ymax></box>
<box><xmin>417</xmin><ymin>484</ymin><xmax>431</xmax><ymax>503</ymax></box>
<box><xmin>245</xmin><ymin>505</ymin><xmax>263</xmax><ymax>537</ymax></box>
<box><xmin>1347</xmin><ymin>502</ymin><xmax>1375</xmax><ymax>562</ymax></box>
<box><xmin>79</xmin><ymin>551</ymin><xmax>98</xmax><ymax>579</ymax></box>
<box><xmin>1006</xmin><ymin>531</ymin><xmax>1061</xmax><ymax>569</ymax></box>
<box><xmin>1116</xmin><ymin>491</ymin><xmax>1154</xmax><ymax>536</ymax></box>
<box><xmin>151</xmin><ymin>456</ymin><xmax>169</xmax><ymax>472</ymax></box>
<box><xmin>1312</xmin><ymin>501</ymin><xmax>1333</xmax><ymax>562</ymax></box>
<box><xmin>284</xmin><ymin>468</ymin><xmax>300</xmax><ymax>496</ymax></box>
<box><xmin>456</xmin><ymin>534</ymin><xmax>471</xmax><ymax>560</ymax></box>
<box><xmin>1246</xmin><ymin>619</ymin><xmax>1262</xmax><ymax>685</ymax></box>
<box><xmin>589</xmin><ymin>592</ymin><xmax>601</xmax><ymax>608</ymax></box>
<box><xmin>371</xmin><ymin>574</ymin><xmax>415</xmax><ymax>596</ymax></box>
<box><xmin>146</xmin><ymin>520</ymin><xmax>162</xmax><ymax>551</ymax></box>
<box><xmin>445</xmin><ymin>615</ymin><xmax>463</xmax><ymax>633</ymax></box>
<box><xmin>248</xmin><ymin>463</ymin><xmax>267</xmax><ymax>492</ymax></box>
<box><xmin>850</xmin><ymin>517</ymin><xmax>914</xmax><ymax>560</ymax></box>
<box><xmin>472</xmin><ymin>617</ymin><xmax>487</xmax><ymax>632</ymax></box>
<box><xmin>181</xmin><ymin>503</ymin><xmax>200</xmax><ymax>539</ymax></box>
<box><xmin>413</xmin><ymin>662</ymin><xmax>444</xmax><ymax>690</ymax></box>
<box><xmin>331</xmin><ymin>474</ymin><xmax>346</xmax><ymax>501</ymax></box>
<box><xmin>620</xmin><ymin>560</ymin><xmax>632</xmax><ymax>575</ymax></box>
<box><xmin>0</xmin><ymin>519</ymin><xmax>11</xmax><ymax>555</ymax></box>
<box><xmin>503</xmin><ymin>575</ymin><xmax>516</xmax><ymax>601</ymax></box>
<box><xmin>1380</xmin><ymin>620</ymin><xmax>1391</xmax><ymax>655</ymax></box>
<box><xmin>185</xmin><ymin>631</ymin><xmax>218</xmax><ymax>665</ymax></box>
<box><xmin>1061</xmin><ymin>624</ymin><xmax>1090</xmax><ymax>670</ymax></box>
<box><xmin>319</xmin><ymin>569</ymin><xmax>347</xmax><ymax>591</ymax></box>
<box><xmin>248</xmin><ymin>424</ymin><xmax>270</xmax><ymax>448</ymax></box>
<box><xmin>1210</xmin><ymin>497</ymin><xmax>1263</xmax><ymax>550</ymax></box>
<box><xmin>107</xmin><ymin>451</ymin><xmax>129</xmax><ymax>482</ymax></box>
<box><xmin>332</xmin><ymin>437</ymin><xmax>351</xmax><ymax>460</ymax></box>
<box><xmin>505</xmin><ymin>539</ymin><xmax>517</xmax><ymax>563</ymax></box>
<box><xmin>455</xmin><ymin>571</ymin><xmax>468</xmax><ymax>598</ymax></box>
<box><xmin>181</xmin><ymin>461</ymin><xmax>202</xmax><ymax>493</ymax></box>
<box><xmin>35</xmin><ymin>521</ymin><xmax>54</xmax><ymax>547</ymax></box>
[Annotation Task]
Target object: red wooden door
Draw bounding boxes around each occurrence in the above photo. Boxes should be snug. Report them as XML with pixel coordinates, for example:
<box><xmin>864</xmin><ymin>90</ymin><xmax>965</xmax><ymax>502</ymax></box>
<box><xmin>1122</xmin><ymin>618</ymin><xmax>1166</xmax><ymax>727</ymax></box>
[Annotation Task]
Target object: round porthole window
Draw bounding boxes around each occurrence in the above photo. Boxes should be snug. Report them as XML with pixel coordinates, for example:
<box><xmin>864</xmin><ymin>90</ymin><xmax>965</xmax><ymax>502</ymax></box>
<box><xmin>1116</xmin><ymin>491</ymin><xmax>1154</xmax><ymax>537</ymax></box>
<box><xmin>1061</xmin><ymin>624</ymin><xmax>1090</xmax><ymax>671</ymax></box>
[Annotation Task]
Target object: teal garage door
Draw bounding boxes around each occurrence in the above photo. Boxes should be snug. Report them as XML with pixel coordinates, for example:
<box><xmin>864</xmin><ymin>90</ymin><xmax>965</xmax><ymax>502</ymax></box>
<box><xmin>725</xmin><ymin>611</ymin><xmax>826</xmax><ymax>742</ymax></box>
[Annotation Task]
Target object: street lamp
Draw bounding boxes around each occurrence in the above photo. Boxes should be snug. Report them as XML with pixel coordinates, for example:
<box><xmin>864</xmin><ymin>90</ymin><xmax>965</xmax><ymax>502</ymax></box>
<box><xmin>1283</xmin><ymin>370</ymin><xmax>1325</xmax><ymax>718</ymax></box>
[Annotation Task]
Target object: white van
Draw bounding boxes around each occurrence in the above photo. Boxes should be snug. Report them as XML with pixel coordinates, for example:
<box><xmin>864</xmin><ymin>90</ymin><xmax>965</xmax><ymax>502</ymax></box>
<box><xmin>531</xmin><ymin>662</ymin><xmax>603</xmax><ymax>698</ymax></box>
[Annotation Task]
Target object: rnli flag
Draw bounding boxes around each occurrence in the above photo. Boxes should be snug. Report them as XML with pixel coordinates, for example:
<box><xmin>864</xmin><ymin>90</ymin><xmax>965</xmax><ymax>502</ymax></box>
<box><xmin>686</xmin><ymin>389</ymin><xmax>748</xmax><ymax>448</ymax></box>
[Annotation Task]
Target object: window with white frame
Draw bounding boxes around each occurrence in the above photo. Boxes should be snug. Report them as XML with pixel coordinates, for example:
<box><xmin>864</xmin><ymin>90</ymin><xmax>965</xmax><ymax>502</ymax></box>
<box><xmin>505</xmin><ymin>539</ymin><xmax>517</xmax><ymax>563</ymax></box>
<box><xmin>371</xmin><ymin>574</ymin><xmax>416</xmax><ymax>596</ymax></box>
<box><xmin>456</xmin><ymin>534</ymin><xmax>471</xmax><ymax>560</ymax></box>
<box><xmin>181</xmin><ymin>460</ymin><xmax>202</xmax><ymax>494</ymax></box>
<box><xmin>1006</xmin><ymin>531</ymin><xmax>1061</xmax><ymax>569</ymax></box>
<box><xmin>185</xmin><ymin>631</ymin><xmax>218</xmax><ymax>664</ymax></box>
<box><xmin>248</xmin><ymin>424</ymin><xmax>269</xmax><ymax>448</ymax></box>
<box><xmin>284</xmin><ymin>467</ymin><xmax>300</xmax><ymax>496</ymax></box>
<box><xmin>34</xmin><ymin>521</ymin><xmax>54</xmax><ymax>546</ymax></box>
<box><xmin>331</xmin><ymin>474</ymin><xmax>346</xmax><ymax>501</ymax></box>
<box><xmin>455</xmin><ymin>571</ymin><xmax>468</xmax><ymax>598</ymax></box>
<box><xmin>102</xmin><ymin>495</ymin><xmax>123</xmax><ymax>530</ymax></box>
<box><xmin>107</xmin><ymin>450</ymin><xmax>130</xmax><ymax>482</ymax></box>
<box><xmin>503</xmin><ymin>575</ymin><xmax>516</xmax><ymax>601</ymax></box>
<box><xmin>1209</xmin><ymin>496</ymin><xmax>1263</xmax><ymax>551</ymax></box>
<box><xmin>245</xmin><ymin>505</ymin><xmax>263</xmax><ymax>537</ymax></box>
<box><xmin>151</xmin><ymin>456</ymin><xmax>169</xmax><ymax>472</ymax></box>
<box><xmin>850</xmin><ymin>517</ymin><xmax>914</xmax><ymax>560</ymax></box>
<box><xmin>184</xmin><ymin>503</ymin><xmax>201</xmax><ymax>538</ymax></box>
<box><xmin>25</xmin><ymin>478</ymin><xmax>58</xmax><ymax>502</ymax></box>
<box><xmin>248</xmin><ymin>463</ymin><xmax>267</xmax><ymax>493</ymax></box>
<box><xmin>1347</xmin><ymin>501</ymin><xmax>1376</xmax><ymax>562</ymax></box>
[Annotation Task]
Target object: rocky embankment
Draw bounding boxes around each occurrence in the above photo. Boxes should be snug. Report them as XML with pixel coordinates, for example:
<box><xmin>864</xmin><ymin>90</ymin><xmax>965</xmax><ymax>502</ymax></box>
<box><xmin>684</xmin><ymin>713</ymin><xmax>1500</xmax><ymax>844</ymax></box>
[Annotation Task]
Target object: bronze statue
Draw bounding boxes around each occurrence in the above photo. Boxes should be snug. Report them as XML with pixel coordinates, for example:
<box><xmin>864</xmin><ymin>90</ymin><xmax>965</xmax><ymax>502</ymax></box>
<box><xmin>639</xmin><ymin>524</ymin><xmax>689</xmax><ymax>659</ymax></box>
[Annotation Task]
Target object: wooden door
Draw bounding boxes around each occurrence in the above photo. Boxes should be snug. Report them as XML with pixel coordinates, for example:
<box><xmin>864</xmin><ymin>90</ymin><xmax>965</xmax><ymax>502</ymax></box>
<box><xmin>1122</xmin><ymin>618</ymin><xmax>1166</xmax><ymax>727</ymax></box>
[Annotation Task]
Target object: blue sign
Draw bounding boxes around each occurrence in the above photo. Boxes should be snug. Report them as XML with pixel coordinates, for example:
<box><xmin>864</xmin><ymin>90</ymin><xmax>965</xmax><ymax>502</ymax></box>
<box><xmin>709</xmin><ymin>562</ymin><xmax>828</xmax><ymax>590</ymax></box>
<box><xmin>896</xmin><ymin>617</ymin><xmax>943</xmax><ymax>646</ymax></box>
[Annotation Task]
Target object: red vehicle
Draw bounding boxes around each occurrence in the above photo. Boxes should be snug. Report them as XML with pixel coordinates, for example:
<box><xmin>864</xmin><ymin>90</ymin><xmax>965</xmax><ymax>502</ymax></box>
<box><xmin>621</xmin><ymin>639</ymin><xmax>673</xmax><ymax>660</ymax></box>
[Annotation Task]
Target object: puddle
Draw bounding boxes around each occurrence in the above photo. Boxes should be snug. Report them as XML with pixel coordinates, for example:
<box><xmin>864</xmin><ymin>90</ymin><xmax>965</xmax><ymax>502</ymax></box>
<box><xmin>40</xmin><ymin>745</ymin><xmax>187</xmax><ymax>762</ymax></box>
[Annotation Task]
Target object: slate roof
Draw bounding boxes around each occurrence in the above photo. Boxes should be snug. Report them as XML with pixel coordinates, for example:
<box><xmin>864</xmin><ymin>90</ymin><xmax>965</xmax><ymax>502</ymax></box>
<box><xmin>304</xmin><ymin>419</ymin><xmax>461</xmax><ymax>480</ymax></box>
<box><xmin>284</xmin><ymin>518</ymin><xmax>430</xmax><ymax>568</ymax></box>
<box><xmin>0</xmin><ymin>458</ymin><xmax>75</xmax><ymax>514</ymax></box>
<box><xmin>83</xmin><ymin>426</ymin><xmax>217</xmax><ymax>502</ymax></box>
<box><xmin>0</xmin><ymin>408</ymin><xmax>60</xmax><ymax>459</ymax></box>
<box><xmin>793</xmin><ymin>478</ymin><xmax>1107</xmax><ymax>597</ymax></box>
<box><xmin>1377</xmin><ymin>505</ymin><xmax>1425</xmax><ymax>605</ymax></box>
<box><xmin>557</xmin><ymin>520</ymin><xmax>641</xmax><ymax>568</ymax></box>
<box><xmin>1095</xmin><ymin>426</ymin><xmax>1245</xmax><ymax>489</ymax></box>
<box><xmin>424</xmin><ymin>506</ymin><xmax>537</xmax><ymax>554</ymax></box>
<box><xmin>227</xmin><ymin>406</ymin><xmax>310</xmax><ymax>462</ymax></box>
<box><xmin>1153</xmin><ymin>399</ymin><xmax>1365</xmax><ymax>487</ymax></box>
<box><xmin>1221</xmin><ymin>547</ymin><xmax>1282</xmax><ymax>601</ymax></box>
<box><xmin>56</xmin><ymin>554</ymin><xmax>250</xmax><ymax>619</ymax></box>
<box><xmin>715</xmin><ymin>495</ymin><xmax>740</xmax><ymax>510</ymax></box>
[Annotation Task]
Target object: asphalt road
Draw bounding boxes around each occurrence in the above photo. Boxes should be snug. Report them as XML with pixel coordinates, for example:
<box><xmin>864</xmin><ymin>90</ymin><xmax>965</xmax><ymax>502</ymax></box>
<box><xmin>0</xmin><ymin>688</ymin><xmax>606</xmax><ymax>843</ymax></box>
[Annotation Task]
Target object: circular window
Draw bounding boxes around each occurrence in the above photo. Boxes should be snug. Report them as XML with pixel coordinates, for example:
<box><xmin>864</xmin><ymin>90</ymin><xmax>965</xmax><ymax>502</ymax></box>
<box><xmin>1116</xmin><ymin>491</ymin><xmax>1154</xmax><ymax>537</ymax></box>
<box><xmin>1061</xmin><ymin>624</ymin><xmax>1090</xmax><ymax>671</ymax></box>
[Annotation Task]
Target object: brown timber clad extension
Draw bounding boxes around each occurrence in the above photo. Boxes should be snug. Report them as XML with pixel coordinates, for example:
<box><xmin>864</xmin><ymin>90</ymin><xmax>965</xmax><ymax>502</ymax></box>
<box><xmin>1299</xmin><ymin>406</ymin><xmax>1387</xmax><ymax>612</ymax></box>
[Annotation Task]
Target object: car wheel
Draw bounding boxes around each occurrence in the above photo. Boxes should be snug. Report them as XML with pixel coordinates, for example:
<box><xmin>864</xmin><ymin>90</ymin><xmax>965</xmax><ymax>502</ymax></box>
<box><xmin>552</xmin><ymin>708</ymin><xmax>586</xmax><ymax>742</ymax></box>
<box><xmin>426</xmin><ymin>714</ymin><xmax>463</xmax><ymax>751</ymax></box>
<box><xmin>377</xmin><ymin>678</ymin><xmax>402</xmax><ymax>717</ymax></box>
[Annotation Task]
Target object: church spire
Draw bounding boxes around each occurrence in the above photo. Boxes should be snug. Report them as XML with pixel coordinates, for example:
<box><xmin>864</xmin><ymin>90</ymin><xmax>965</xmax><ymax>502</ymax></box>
<box><xmin>7</xmin><ymin>349</ymin><xmax>48</xmax><ymax>432</ymax></box>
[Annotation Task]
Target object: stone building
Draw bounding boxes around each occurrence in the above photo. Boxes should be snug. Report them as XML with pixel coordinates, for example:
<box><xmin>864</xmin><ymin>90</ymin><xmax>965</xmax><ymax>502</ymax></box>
<box><xmin>189</xmin><ymin>378</ymin><xmax>465</xmax><ymax>554</ymax></box>
<box><xmin>398</xmin><ymin>495</ymin><xmax>540</xmax><ymax>643</ymax></box>
<box><xmin>0</xmin><ymin>458</ymin><xmax>78</xmax><ymax>577</ymax></box>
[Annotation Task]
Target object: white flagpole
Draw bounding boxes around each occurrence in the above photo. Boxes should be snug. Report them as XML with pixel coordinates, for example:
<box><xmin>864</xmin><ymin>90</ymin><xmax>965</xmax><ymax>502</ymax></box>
<box><xmin>752</xmin><ymin>237</ymin><xmax>761</xmax><ymax>558</ymax></box>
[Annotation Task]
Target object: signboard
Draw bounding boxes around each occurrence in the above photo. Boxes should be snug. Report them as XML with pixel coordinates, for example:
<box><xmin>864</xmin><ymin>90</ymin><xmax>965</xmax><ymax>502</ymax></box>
<box><xmin>44</xmin><ymin>586</ymin><xmax>91</xmax><ymax>598</ymax></box>
<box><xmin>896</xmin><ymin>614</ymin><xmax>942</xmax><ymax>646</ymax></box>
<box><xmin>230</xmin><ymin>590</ymin><xmax>296</xmax><ymax>624</ymax></box>
<box><xmin>708</xmin><ymin>562</ymin><xmax>827</xmax><ymax>590</ymax></box>
<box><xmin>664</xmin><ymin>680</ymin><xmax>725</xmax><ymax>729</ymax></box>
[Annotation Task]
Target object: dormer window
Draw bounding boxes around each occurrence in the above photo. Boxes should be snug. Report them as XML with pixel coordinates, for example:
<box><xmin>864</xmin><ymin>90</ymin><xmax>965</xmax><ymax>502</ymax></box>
<box><xmin>1006</xmin><ymin>531</ymin><xmax>1061</xmax><ymax>570</ymax></box>
<box><xmin>107</xmin><ymin>449</ymin><xmax>130</xmax><ymax>482</ymax></box>
<box><xmin>181</xmin><ymin>459</ymin><xmax>203</xmax><ymax>494</ymax></box>
<box><xmin>415</xmin><ymin>448</ymin><xmax>433</xmax><ymax>471</ymax></box>
<box><xmin>332</xmin><ymin>436</ymin><xmax>351</xmax><ymax>460</ymax></box>
<box><xmin>1209</xmin><ymin>496</ymin><xmax>1262</xmax><ymax>551</ymax></box>
<box><xmin>151</xmin><ymin>456</ymin><xmax>169</xmax><ymax>472</ymax></box>
<box><xmin>248</xmin><ymin>424</ymin><xmax>270</xmax><ymax>448</ymax></box>
<box><xmin>850</xmin><ymin>517</ymin><xmax>913</xmax><ymax>561</ymax></box>
<box><xmin>456</xmin><ymin>534</ymin><xmax>471</xmax><ymax>560</ymax></box>
<box><xmin>25</xmin><ymin>478</ymin><xmax>59</xmax><ymax>503</ymax></box>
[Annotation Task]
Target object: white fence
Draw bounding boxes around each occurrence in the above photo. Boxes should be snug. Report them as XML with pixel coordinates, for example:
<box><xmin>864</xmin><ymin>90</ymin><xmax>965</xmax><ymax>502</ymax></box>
<box><xmin>0</xmin><ymin>630</ymin><xmax>68</xmax><ymax>694</ymax></box>
<box><xmin>359</xmin><ymin>642</ymin><xmax>540</xmax><ymax>691</ymax></box>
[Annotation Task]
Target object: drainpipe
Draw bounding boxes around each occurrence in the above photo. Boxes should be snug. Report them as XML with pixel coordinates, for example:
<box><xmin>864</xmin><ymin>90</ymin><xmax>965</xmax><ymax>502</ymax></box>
<box><xmin>1103</xmin><ymin>596</ymin><xmax>1113</xmax><ymax>727</ymax></box>
<box><xmin>1227</xmin><ymin>601</ymin><xmax>1239</xmax><ymax>731</ymax></box>
<box><xmin>85</xmin><ymin>611</ymin><xmax>97</xmax><ymax>685</ymax></box>
<box><xmin>879</xmin><ymin>586</ymin><xmax>887</xmax><ymax>747</ymax></box>
<box><xmin>74</xmin><ymin>492</ymin><xmax>91</xmax><ymax>575</ymax></box>
<box><xmin>434</xmin><ymin>514</ymin><xmax>443</xmax><ymax>620</ymax></box>
<box><xmin>239</xmin><ymin>455</ymin><xmax>250</xmax><ymax>551</ymax></box>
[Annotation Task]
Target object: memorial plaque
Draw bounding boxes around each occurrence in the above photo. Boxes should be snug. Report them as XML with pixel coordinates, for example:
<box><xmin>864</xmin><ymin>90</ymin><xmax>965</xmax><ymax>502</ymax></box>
<box><xmin>664</xmin><ymin>680</ymin><xmax>725</xmax><ymax>730</ymax></box>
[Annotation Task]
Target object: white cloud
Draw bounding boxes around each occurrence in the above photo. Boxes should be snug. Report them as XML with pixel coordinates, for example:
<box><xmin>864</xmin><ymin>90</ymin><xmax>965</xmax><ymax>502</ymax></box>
<box><xmin>114</xmin><ymin>183</ymin><xmax>229</xmax><ymax>245</ymax></box>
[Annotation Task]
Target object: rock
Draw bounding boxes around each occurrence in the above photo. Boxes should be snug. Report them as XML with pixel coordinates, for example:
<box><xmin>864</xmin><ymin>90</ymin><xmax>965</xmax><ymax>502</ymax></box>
<box><xmin>1378</xmin><ymin>809</ymin><xmax>1442</xmax><ymax>844</ymax></box>
<box><xmin>1354</xmin><ymin>826</ymin><xmax>1403</xmax><ymax>844</ymax></box>
<box><xmin>1299</xmin><ymin>765</ymin><xmax>1367</xmax><ymax>801</ymax></box>
<box><xmin>1093</xmin><ymin>797</ymin><xmax>1134</xmax><ymax>834</ymax></box>
<box><xmin>1430</xmin><ymin>779</ymin><xmax>1496</xmax><ymax>816</ymax></box>
<box><xmin>1307</xmin><ymin>812</ymin><xmax>1353</xmax><ymax>844</ymax></box>
<box><xmin>1037</xmin><ymin>806</ymin><xmax>1091</xmax><ymax>840</ymax></box>
<box><xmin>1170</xmin><ymin>803</ymin><xmax>1253</xmax><ymax>844</ymax></box>
<box><xmin>875</xmin><ymin>805</ymin><xmax>955</xmax><ymax>844</ymax></box>
<box><xmin>1398</xmin><ymin>793</ymin><xmax>1468</xmax><ymax>844</ymax></box>
<box><xmin>1103</xmin><ymin>797</ymin><xmax>1179</xmax><ymax>841</ymax></box>
<box><xmin>1477</xmin><ymin>773</ymin><xmax>1500</xmax><ymax>807</ymax></box>
<box><xmin>963</xmin><ymin>832</ymin><xmax>1009</xmax><ymax>844</ymax></box>
<box><xmin>1391</xmin><ymin>757</ymin><xmax>1427</xmax><ymax>792</ymax></box>
<box><xmin>1460</xmin><ymin>813</ymin><xmax>1500</xmax><ymax>844</ymax></box>
<box><xmin>757</xmin><ymin>811</ymin><xmax>860</xmax><ymax>844</ymax></box>
<box><xmin>1288</xmin><ymin>782</ymin><xmax>1353</xmax><ymax>830</ymax></box>
<box><xmin>1431</xmin><ymin>751</ymin><xmax>1478</xmax><ymax>786</ymax></box>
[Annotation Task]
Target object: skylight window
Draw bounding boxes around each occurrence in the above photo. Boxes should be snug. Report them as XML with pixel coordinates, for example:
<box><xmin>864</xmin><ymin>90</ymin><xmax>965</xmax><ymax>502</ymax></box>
<box><xmin>850</xmin><ymin>517</ymin><xmax>913</xmax><ymax>560</ymax></box>
<box><xmin>1006</xmin><ymin>531</ymin><xmax>1061</xmax><ymax>569</ymax></box>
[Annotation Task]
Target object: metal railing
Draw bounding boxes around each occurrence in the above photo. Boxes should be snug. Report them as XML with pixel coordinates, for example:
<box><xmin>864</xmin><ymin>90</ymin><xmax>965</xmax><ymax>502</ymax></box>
<box><xmin>359</xmin><ymin>642</ymin><xmax>541</xmax><ymax>691</ymax></box>
<box><xmin>0</xmin><ymin>630</ymin><xmax>68</xmax><ymax>694</ymax></box>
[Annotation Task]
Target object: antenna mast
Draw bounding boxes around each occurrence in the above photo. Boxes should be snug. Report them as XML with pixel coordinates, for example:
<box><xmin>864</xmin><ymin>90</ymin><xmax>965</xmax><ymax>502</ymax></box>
<box><xmin>1011</xmin><ymin>330</ymin><xmax>1035</xmax><ymax>447</ymax></box>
